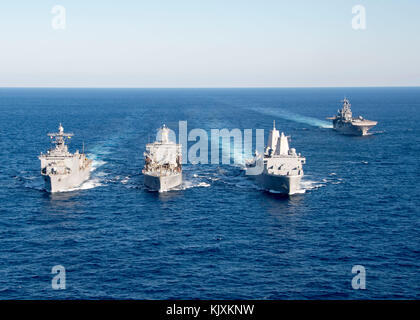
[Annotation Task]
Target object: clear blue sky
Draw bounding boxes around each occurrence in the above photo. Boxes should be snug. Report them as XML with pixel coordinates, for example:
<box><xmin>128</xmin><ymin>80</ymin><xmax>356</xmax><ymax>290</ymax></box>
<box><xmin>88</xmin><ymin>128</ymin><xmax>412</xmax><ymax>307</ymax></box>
<box><xmin>0</xmin><ymin>0</ymin><xmax>419</xmax><ymax>87</ymax></box>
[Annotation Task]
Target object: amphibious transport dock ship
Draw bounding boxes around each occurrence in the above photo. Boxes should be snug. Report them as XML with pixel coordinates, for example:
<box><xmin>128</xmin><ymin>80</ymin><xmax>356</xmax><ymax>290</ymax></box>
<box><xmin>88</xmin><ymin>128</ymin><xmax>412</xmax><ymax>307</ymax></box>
<box><xmin>245</xmin><ymin>121</ymin><xmax>305</xmax><ymax>195</ymax></box>
<box><xmin>327</xmin><ymin>98</ymin><xmax>377</xmax><ymax>136</ymax></box>
<box><xmin>39</xmin><ymin>124</ymin><xmax>92</xmax><ymax>192</ymax></box>
<box><xmin>142</xmin><ymin>125</ymin><xmax>182</xmax><ymax>192</ymax></box>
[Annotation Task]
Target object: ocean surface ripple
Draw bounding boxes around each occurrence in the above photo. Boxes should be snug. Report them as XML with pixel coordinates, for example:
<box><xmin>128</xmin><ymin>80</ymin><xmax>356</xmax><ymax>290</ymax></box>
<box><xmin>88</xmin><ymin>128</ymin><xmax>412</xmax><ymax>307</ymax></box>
<box><xmin>0</xmin><ymin>88</ymin><xmax>419</xmax><ymax>299</ymax></box>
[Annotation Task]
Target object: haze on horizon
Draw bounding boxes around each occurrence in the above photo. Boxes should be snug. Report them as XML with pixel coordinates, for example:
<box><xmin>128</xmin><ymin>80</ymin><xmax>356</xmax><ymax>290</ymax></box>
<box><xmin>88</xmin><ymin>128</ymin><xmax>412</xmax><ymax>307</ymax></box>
<box><xmin>0</xmin><ymin>0</ymin><xmax>419</xmax><ymax>88</ymax></box>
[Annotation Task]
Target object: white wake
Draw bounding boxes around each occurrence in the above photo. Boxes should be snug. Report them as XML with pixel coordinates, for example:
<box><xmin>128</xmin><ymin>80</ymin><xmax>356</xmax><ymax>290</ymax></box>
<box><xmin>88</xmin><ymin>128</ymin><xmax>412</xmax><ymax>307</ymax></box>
<box><xmin>252</xmin><ymin>106</ymin><xmax>333</xmax><ymax>129</ymax></box>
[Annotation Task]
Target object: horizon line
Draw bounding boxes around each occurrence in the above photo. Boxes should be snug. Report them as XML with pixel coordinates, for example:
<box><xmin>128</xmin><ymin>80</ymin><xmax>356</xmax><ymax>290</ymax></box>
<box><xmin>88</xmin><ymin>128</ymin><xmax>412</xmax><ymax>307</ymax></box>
<box><xmin>0</xmin><ymin>85</ymin><xmax>419</xmax><ymax>89</ymax></box>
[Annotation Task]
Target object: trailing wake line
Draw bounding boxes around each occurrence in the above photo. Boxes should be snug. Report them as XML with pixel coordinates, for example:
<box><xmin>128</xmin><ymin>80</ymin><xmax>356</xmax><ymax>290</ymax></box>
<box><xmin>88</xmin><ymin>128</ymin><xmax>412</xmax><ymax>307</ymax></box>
<box><xmin>252</xmin><ymin>106</ymin><xmax>333</xmax><ymax>128</ymax></box>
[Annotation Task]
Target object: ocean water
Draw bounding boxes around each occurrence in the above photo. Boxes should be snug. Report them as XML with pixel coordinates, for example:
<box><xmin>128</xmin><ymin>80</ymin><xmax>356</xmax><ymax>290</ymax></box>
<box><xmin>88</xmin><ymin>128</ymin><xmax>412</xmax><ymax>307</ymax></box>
<box><xmin>0</xmin><ymin>87</ymin><xmax>418</xmax><ymax>299</ymax></box>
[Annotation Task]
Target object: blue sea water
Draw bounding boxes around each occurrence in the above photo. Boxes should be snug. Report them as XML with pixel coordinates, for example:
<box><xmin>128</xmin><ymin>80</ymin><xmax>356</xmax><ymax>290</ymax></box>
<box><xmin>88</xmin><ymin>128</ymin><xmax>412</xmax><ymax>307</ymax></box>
<box><xmin>0</xmin><ymin>87</ymin><xmax>419</xmax><ymax>299</ymax></box>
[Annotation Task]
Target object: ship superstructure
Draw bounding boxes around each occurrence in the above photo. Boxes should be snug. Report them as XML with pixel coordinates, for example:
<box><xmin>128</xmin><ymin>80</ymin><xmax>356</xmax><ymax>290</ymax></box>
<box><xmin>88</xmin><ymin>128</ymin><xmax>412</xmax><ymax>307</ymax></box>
<box><xmin>245</xmin><ymin>121</ymin><xmax>305</xmax><ymax>195</ymax></box>
<box><xmin>39</xmin><ymin>124</ymin><xmax>92</xmax><ymax>192</ymax></box>
<box><xmin>142</xmin><ymin>125</ymin><xmax>182</xmax><ymax>192</ymax></box>
<box><xmin>327</xmin><ymin>98</ymin><xmax>377</xmax><ymax>135</ymax></box>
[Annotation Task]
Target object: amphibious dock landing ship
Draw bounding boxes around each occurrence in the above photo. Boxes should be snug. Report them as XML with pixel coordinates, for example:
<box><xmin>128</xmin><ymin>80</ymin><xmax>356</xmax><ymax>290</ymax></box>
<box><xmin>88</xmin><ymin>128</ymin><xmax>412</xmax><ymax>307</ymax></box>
<box><xmin>327</xmin><ymin>98</ymin><xmax>377</xmax><ymax>136</ymax></box>
<box><xmin>39</xmin><ymin>124</ymin><xmax>92</xmax><ymax>192</ymax></box>
<box><xmin>245</xmin><ymin>121</ymin><xmax>305</xmax><ymax>195</ymax></box>
<box><xmin>142</xmin><ymin>125</ymin><xmax>182</xmax><ymax>192</ymax></box>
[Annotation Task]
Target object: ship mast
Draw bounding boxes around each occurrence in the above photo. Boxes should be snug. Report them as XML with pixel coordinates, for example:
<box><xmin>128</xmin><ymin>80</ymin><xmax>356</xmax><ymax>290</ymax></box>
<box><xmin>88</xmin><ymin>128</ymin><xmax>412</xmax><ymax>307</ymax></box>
<box><xmin>47</xmin><ymin>123</ymin><xmax>74</xmax><ymax>151</ymax></box>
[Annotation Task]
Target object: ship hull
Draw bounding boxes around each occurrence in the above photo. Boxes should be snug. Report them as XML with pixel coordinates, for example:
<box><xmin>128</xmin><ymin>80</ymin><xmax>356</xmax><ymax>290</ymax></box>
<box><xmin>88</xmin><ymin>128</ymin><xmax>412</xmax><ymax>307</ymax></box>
<box><xmin>144</xmin><ymin>172</ymin><xmax>182</xmax><ymax>192</ymax></box>
<box><xmin>43</xmin><ymin>166</ymin><xmax>91</xmax><ymax>193</ymax></box>
<box><xmin>251</xmin><ymin>172</ymin><xmax>303</xmax><ymax>195</ymax></box>
<box><xmin>333</xmin><ymin>121</ymin><xmax>376</xmax><ymax>136</ymax></box>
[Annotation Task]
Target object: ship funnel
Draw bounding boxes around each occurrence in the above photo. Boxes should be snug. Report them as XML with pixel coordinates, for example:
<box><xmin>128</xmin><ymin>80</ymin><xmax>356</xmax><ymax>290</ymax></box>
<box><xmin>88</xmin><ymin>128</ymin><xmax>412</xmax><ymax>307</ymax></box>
<box><xmin>267</xmin><ymin>121</ymin><xmax>280</xmax><ymax>153</ymax></box>
<box><xmin>275</xmin><ymin>132</ymin><xmax>289</xmax><ymax>155</ymax></box>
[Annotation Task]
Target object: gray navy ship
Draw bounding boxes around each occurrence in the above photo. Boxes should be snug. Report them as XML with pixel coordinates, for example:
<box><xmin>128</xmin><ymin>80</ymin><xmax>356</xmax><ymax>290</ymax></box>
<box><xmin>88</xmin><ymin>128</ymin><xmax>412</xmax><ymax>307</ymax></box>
<box><xmin>142</xmin><ymin>125</ymin><xmax>182</xmax><ymax>192</ymax></box>
<box><xmin>327</xmin><ymin>98</ymin><xmax>377</xmax><ymax>136</ymax></box>
<box><xmin>39</xmin><ymin>124</ymin><xmax>92</xmax><ymax>193</ymax></box>
<box><xmin>245</xmin><ymin>121</ymin><xmax>305</xmax><ymax>195</ymax></box>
